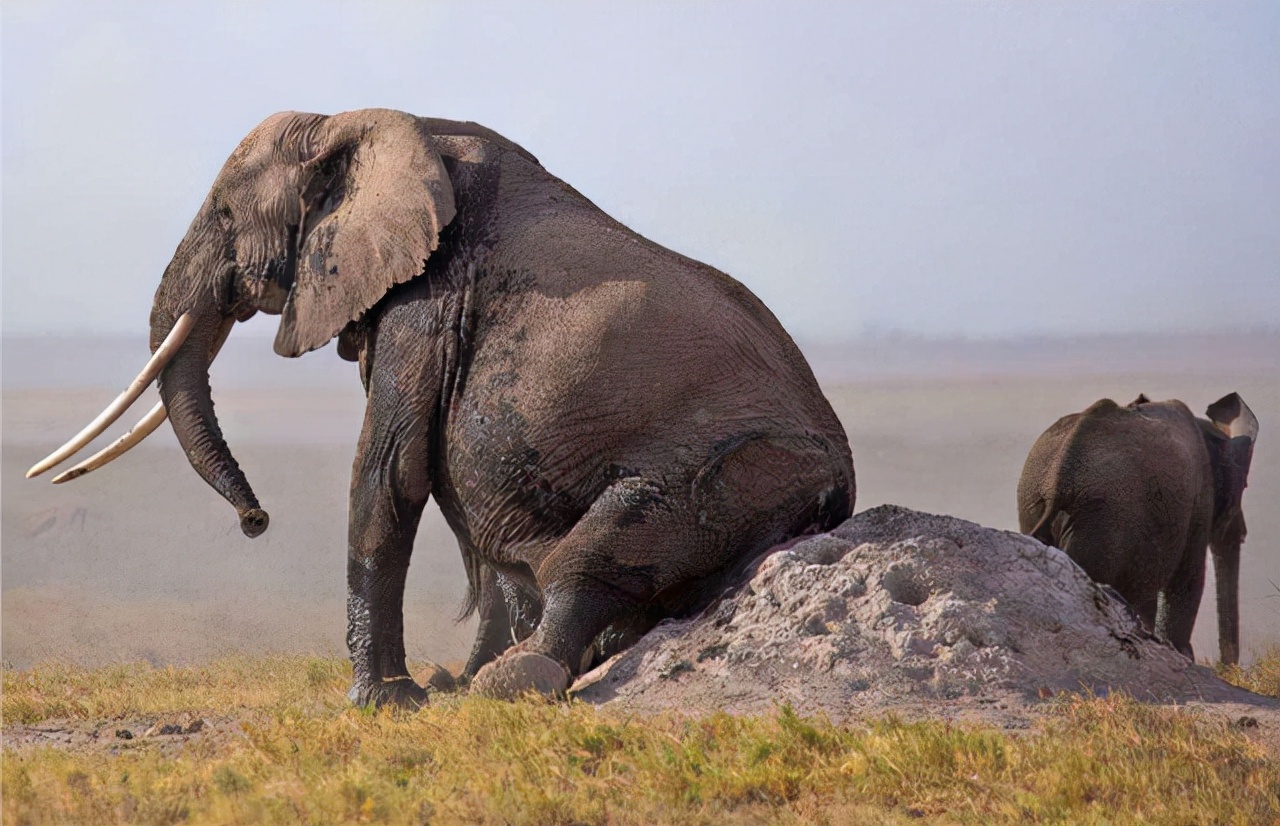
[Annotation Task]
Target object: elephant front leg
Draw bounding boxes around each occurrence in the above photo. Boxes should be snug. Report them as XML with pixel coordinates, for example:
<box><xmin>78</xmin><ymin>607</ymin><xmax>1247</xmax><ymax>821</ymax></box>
<box><xmin>347</xmin><ymin>543</ymin><xmax>427</xmax><ymax>709</ymax></box>
<box><xmin>346</xmin><ymin>405</ymin><xmax>433</xmax><ymax>709</ymax></box>
<box><xmin>1155</xmin><ymin>533</ymin><xmax>1209</xmax><ymax>661</ymax></box>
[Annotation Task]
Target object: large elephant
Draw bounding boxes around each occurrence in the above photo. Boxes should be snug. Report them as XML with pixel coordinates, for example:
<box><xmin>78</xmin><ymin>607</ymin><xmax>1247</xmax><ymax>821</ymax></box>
<box><xmin>1017</xmin><ymin>393</ymin><xmax>1257</xmax><ymax>664</ymax></box>
<box><xmin>29</xmin><ymin>110</ymin><xmax>856</xmax><ymax>705</ymax></box>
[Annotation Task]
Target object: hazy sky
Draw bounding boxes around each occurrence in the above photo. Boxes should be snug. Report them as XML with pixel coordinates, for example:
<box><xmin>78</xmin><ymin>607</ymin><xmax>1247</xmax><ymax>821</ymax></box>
<box><xmin>3</xmin><ymin>1</ymin><xmax>1277</xmax><ymax>340</ymax></box>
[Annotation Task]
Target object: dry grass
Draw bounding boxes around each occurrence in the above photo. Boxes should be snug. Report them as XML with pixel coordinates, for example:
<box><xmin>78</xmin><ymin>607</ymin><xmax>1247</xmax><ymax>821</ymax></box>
<box><xmin>1218</xmin><ymin>644</ymin><xmax>1280</xmax><ymax>700</ymax></box>
<box><xmin>4</xmin><ymin>655</ymin><xmax>1279</xmax><ymax>825</ymax></box>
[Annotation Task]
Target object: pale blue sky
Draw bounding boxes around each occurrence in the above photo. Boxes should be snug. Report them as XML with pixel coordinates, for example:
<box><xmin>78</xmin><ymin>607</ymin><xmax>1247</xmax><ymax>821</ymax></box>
<box><xmin>3</xmin><ymin>1</ymin><xmax>1278</xmax><ymax>339</ymax></box>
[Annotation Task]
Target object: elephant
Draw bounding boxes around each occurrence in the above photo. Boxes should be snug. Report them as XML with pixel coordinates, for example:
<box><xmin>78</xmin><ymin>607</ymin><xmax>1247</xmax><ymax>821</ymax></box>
<box><xmin>29</xmin><ymin>109</ymin><xmax>856</xmax><ymax>706</ymax></box>
<box><xmin>1016</xmin><ymin>392</ymin><xmax>1258</xmax><ymax>664</ymax></box>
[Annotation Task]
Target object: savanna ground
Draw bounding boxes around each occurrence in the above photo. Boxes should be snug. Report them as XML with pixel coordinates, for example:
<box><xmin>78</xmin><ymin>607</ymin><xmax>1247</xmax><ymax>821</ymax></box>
<box><xmin>2</xmin><ymin>650</ymin><xmax>1279</xmax><ymax>825</ymax></box>
<box><xmin>5</xmin><ymin>333</ymin><xmax>1280</xmax><ymax>822</ymax></box>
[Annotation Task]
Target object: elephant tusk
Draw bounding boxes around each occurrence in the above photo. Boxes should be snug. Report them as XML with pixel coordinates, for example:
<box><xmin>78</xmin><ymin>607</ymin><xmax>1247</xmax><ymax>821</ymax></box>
<box><xmin>43</xmin><ymin>316</ymin><xmax>236</xmax><ymax>483</ymax></box>
<box><xmin>26</xmin><ymin>312</ymin><xmax>195</xmax><ymax>478</ymax></box>
<box><xmin>50</xmin><ymin>402</ymin><xmax>168</xmax><ymax>483</ymax></box>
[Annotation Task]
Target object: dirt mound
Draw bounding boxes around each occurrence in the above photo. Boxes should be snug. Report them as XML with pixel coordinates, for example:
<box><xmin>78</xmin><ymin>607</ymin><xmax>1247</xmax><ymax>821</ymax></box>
<box><xmin>574</xmin><ymin>506</ymin><xmax>1276</xmax><ymax>727</ymax></box>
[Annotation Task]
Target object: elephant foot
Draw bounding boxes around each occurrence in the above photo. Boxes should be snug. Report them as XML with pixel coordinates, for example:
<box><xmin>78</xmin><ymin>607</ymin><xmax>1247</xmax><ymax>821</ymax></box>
<box><xmin>470</xmin><ymin>651</ymin><xmax>570</xmax><ymax>700</ymax></box>
<box><xmin>347</xmin><ymin>676</ymin><xmax>429</xmax><ymax>709</ymax></box>
<box><xmin>418</xmin><ymin>660</ymin><xmax>458</xmax><ymax>694</ymax></box>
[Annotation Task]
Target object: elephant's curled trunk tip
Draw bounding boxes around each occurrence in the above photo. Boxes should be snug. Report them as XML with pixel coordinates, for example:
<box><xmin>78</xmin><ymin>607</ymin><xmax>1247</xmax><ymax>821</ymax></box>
<box><xmin>240</xmin><ymin>508</ymin><xmax>270</xmax><ymax>538</ymax></box>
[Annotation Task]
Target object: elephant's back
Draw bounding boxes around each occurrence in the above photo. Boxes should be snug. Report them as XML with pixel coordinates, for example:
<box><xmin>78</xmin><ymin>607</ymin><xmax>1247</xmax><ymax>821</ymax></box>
<box><xmin>478</xmin><ymin>201</ymin><xmax>848</xmax><ymax>439</ymax></box>
<box><xmin>468</xmin><ymin>148</ymin><xmax>840</xmax><ymax>431</ymax></box>
<box><xmin>1020</xmin><ymin>398</ymin><xmax>1210</xmax><ymax>558</ymax></box>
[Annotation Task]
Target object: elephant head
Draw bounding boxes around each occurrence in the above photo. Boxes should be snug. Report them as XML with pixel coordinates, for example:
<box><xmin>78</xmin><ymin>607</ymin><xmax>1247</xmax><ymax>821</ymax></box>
<box><xmin>27</xmin><ymin>109</ymin><xmax>456</xmax><ymax>537</ymax></box>
<box><xmin>1202</xmin><ymin>392</ymin><xmax>1259</xmax><ymax>665</ymax></box>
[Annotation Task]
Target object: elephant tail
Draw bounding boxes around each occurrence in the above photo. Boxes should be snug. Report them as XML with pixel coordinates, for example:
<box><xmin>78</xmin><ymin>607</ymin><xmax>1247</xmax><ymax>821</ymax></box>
<box><xmin>1026</xmin><ymin>501</ymin><xmax>1060</xmax><ymax>547</ymax></box>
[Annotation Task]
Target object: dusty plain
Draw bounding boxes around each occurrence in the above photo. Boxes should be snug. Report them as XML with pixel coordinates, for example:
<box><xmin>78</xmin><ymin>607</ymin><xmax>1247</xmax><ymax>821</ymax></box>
<box><xmin>5</xmin><ymin>332</ymin><xmax>1280</xmax><ymax>823</ymax></box>
<box><xmin>3</xmin><ymin>332</ymin><xmax>1279</xmax><ymax>670</ymax></box>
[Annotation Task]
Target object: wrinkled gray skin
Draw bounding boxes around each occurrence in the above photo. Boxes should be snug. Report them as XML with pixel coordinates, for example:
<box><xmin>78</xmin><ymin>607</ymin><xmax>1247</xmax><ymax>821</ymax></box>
<box><xmin>145</xmin><ymin>109</ymin><xmax>856</xmax><ymax>707</ymax></box>
<box><xmin>1017</xmin><ymin>393</ymin><xmax>1257</xmax><ymax>664</ymax></box>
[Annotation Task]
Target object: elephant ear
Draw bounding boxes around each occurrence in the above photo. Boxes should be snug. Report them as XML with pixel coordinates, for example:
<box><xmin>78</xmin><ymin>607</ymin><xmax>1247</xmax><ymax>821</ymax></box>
<box><xmin>274</xmin><ymin>109</ymin><xmax>456</xmax><ymax>357</ymax></box>
<box><xmin>1206</xmin><ymin>392</ymin><xmax>1259</xmax><ymax>511</ymax></box>
<box><xmin>1207</xmin><ymin>393</ymin><xmax>1259</xmax><ymax>443</ymax></box>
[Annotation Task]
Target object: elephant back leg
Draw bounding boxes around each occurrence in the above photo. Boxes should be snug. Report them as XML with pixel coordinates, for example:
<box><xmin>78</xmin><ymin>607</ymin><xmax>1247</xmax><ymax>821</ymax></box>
<box><xmin>691</xmin><ymin>434</ymin><xmax>853</xmax><ymax>569</ymax></box>
<box><xmin>1052</xmin><ymin>506</ymin><xmax>1110</xmax><ymax>579</ymax></box>
<box><xmin>1055</xmin><ymin>500</ymin><xmax>1201</xmax><ymax>643</ymax></box>
<box><xmin>1052</xmin><ymin>503</ymin><xmax>1161</xmax><ymax>616</ymax></box>
<box><xmin>470</xmin><ymin>435</ymin><xmax>851</xmax><ymax>698</ymax></box>
<box><xmin>469</xmin><ymin>477</ymin><xmax>687</xmax><ymax>697</ymax></box>
<box><xmin>461</xmin><ymin>563</ymin><xmax>543</xmax><ymax>679</ymax></box>
<box><xmin>1154</xmin><ymin>523</ymin><xmax>1211</xmax><ymax>660</ymax></box>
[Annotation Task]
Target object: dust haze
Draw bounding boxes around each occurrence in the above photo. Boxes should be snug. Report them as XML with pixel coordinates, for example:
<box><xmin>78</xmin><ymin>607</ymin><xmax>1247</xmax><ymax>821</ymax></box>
<box><xmin>4</xmin><ymin>332</ymin><xmax>1278</xmax><ymax>669</ymax></box>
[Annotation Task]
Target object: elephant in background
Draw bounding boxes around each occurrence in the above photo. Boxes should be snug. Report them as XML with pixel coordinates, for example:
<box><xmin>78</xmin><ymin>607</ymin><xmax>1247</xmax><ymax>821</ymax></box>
<box><xmin>30</xmin><ymin>109</ymin><xmax>856</xmax><ymax>706</ymax></box>
<box><xmin>1017</xmin><ymin>393</ymin><xmax>1258</xmax><ymax>664</ymax></box>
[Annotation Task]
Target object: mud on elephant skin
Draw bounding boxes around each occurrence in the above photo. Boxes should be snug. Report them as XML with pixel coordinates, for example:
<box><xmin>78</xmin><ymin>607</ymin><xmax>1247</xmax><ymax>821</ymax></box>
<box><xmin>1017</xmin><ymin>392</ymin><xmax>1258</xmax><ymax>665</ymax></box>
<box><xmin>30</xmin><ymin>109</ymin><xmax>856</xmax><ymax>707</ymax></box>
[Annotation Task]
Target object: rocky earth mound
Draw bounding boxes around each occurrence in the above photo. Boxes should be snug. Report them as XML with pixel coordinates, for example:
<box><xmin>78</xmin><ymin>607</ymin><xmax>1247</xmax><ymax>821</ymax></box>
<box><xmin>573</xmin><ymin>506</ymin><xmax>1276</xmax><ymax>727</ymax></box>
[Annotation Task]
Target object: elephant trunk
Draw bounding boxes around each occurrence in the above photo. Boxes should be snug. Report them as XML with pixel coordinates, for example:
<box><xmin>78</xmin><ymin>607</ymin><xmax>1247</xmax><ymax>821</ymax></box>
<box><xmin>1210</xmin><ymin>518</ymin><xmax>1243</xmax><ymax>666</ymax></box>
<box><xmin>154</xmin><ymin>308</ymin><xmax>269</xmax><ymax>538</ymax></box>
